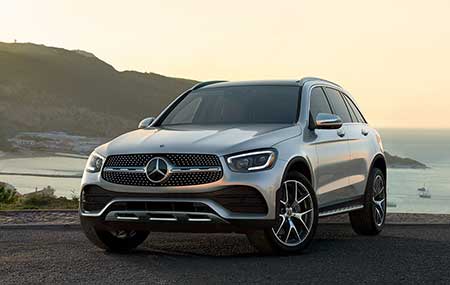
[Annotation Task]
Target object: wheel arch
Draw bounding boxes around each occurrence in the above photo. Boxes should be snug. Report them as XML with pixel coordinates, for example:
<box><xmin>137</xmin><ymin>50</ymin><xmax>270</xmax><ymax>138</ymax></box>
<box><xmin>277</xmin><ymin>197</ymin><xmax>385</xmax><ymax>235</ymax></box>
<box><xmin>283</xmin><ymin>156</ymin><xmax>314</xmax><ymax>188</ymax></box>
<box><xmin>370</xmin><ymin>153</ymin><xmax>387</xmax><ymax>182</ymax></box>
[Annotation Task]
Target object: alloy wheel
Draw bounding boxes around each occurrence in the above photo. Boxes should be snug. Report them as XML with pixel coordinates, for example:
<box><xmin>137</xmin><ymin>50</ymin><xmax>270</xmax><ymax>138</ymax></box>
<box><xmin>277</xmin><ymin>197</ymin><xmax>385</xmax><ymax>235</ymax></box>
<box><xmin>372</xmin><ymin>175</ymin><xmax>386</xmax><ymax>227</ymax></box>
<box><xmin>272</xmin><ymin>180</ymin><xmax>314</xmax><ymax>247</ymax></box>
<box><xmin>111</xmin><ymin>230</ymin><xmax>137</xmax><ymax>239</ymax></box>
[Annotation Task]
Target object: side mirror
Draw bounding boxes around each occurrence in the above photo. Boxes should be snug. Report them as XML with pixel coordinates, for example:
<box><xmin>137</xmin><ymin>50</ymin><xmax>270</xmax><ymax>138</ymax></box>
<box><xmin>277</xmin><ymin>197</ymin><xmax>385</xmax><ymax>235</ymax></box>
<box><xmin>138</xmin><ymin>117</ymin><xmax>155</xmax><ymax>129</ymax></box>
<box><xmin>314</xmin><ymin>113</ymin><xmax>343</xmax><ymax>129</ymax></box>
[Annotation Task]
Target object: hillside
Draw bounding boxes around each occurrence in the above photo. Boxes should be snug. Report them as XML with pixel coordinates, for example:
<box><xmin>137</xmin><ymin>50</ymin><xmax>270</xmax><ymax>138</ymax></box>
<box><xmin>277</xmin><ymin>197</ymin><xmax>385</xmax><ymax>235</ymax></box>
<box><xmin>0</xmin><ymin>42</ymin><xmax>198</xmax><ymax>148</ymax></box>
<box><xmin>385</xmin><ymin>152</ymin><xmax>428</xmax><ymax>169</ymax></box>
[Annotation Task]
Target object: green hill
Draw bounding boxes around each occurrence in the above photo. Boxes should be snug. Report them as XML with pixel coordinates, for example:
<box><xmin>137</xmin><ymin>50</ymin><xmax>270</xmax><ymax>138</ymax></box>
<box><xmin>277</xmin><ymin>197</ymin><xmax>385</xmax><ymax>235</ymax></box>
<box><xmin>0</xmin><ymin>42</ymin><xmax>198</xmax><ymax>148</ymax></box>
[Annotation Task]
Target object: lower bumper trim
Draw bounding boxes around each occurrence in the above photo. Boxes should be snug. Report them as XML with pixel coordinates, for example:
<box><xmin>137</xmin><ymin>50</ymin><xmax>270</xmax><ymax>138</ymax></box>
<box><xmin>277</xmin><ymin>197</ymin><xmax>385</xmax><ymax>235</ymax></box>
<box><xmin>105</xmin><ymin>210</ymin><xmax>229</xmax><ymax>224</ymax></box>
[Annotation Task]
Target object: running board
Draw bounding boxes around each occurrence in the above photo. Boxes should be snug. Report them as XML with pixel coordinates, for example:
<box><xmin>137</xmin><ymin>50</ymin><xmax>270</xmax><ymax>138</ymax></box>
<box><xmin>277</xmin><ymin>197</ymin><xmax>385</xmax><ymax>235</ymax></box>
<box><xmin>319</xmin><ymin>205</ymin><xmax>364</xmax><ymax>217</ymax></box>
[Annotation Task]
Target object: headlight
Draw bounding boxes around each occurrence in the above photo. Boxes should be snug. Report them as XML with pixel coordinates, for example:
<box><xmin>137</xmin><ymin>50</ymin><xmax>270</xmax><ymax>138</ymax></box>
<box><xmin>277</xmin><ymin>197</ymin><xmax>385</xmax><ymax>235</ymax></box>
<box><xmin>86</xmin><ymin>152</ymin><xmax>104</xmax><ymax>173</ymax></box>
<box><xmin>226</xmin><ymin>149</ymin><xmax>277</xmax><ymax>172</ymax></box>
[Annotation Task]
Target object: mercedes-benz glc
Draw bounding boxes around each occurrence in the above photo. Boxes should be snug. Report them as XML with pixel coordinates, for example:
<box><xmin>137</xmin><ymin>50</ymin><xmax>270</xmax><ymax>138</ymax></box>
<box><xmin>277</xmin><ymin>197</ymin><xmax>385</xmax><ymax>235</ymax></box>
<box><xmin>80</xmin><ymin>77</ymin><xmax>386</xmax><ymax>253</ymax></box>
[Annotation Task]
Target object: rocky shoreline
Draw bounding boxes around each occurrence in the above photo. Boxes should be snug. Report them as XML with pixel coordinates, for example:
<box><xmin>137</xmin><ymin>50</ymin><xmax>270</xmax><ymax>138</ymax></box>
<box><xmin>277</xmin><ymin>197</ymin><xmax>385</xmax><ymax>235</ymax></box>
<box><xmin>0</xmin><ymin>210</ymin><xmax>449</xmax><ymax>225</ymax></box>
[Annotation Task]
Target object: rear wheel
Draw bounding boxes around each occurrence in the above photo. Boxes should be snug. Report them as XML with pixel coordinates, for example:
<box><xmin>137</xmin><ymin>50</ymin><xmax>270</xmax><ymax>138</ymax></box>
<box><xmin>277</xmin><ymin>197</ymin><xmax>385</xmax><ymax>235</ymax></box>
<box><xmin>247</xmin><ymin>171</ymin><xmax>318</xmax><ymax>254</ymax></box>
<box><xmin>81</xmin><ymin>217</ymin><xmax>149</xmax><ymax>252</ymax></box>
<box><xmin>349</xmin><ymin>167</ymin><xmax>386</xmax><ymax>235</ymax></box>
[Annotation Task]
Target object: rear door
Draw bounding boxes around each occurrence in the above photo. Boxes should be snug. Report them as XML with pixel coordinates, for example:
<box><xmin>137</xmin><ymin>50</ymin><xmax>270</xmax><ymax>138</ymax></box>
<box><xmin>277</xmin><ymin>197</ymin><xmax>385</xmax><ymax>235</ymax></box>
<box><xmin>309</xmin><ymin>87</ymin><xmax>352</xmax><ymax>207</ymax></box>
<box><xmin>341</xmin><ymin>93</ymin><xmax>371</xmax><ymax>198</ymax></box>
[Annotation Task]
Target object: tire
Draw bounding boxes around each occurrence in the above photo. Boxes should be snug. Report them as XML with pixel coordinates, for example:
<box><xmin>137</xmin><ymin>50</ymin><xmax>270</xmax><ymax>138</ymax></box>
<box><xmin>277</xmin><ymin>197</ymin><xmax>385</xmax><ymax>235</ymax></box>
<box><xmin>247</xmin><ymin>171</ymin><xmax>318</xmax><ymax>254</ymax></box>
<box><xmin>80</xmin><ymin>217</ymin><xmax>149</xmax><ymax>252</ymax></box>
<box><xmin>349</xmin><ymin>167</ymin><xmax>386</xmax><ymax>235</ymax></box>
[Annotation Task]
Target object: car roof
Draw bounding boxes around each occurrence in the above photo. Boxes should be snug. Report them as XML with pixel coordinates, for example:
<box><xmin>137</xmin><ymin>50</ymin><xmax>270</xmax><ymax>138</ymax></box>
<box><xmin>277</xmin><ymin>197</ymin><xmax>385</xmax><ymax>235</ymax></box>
<box><xmin>197</xmin><ymin>77</ymin><xmax>341</xmax><ymax>90</ymax></box>
<box><xmin>199</xmin><ymin>80</ymin><xmax>300</xmax><ymax>89</ymax></box>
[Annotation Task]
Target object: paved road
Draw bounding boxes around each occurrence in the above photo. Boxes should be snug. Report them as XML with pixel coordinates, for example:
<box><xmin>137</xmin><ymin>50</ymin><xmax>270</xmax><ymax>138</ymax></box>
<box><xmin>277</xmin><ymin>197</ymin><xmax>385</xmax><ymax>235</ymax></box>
<box><xmin>1</xmin><ymin>224</ymin><xmax>449</xmax><ymax>284</ymax></box>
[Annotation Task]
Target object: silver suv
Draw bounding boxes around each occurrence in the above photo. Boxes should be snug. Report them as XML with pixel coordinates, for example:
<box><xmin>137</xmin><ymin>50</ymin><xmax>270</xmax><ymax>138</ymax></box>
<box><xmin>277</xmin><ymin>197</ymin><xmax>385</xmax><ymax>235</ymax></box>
<box><xmin>80</xmin><ymin>77</ymin><xmax>387</xmax><ymax>254</ymax></box>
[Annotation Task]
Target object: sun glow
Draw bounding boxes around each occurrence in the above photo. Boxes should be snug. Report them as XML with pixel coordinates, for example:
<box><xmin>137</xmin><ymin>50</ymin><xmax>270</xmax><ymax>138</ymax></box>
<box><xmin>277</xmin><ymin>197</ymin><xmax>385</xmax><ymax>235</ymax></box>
<box><xmin>1</xmin><ymin>0</ymin><xmax>450</xmax><ymax>128</ymax></box>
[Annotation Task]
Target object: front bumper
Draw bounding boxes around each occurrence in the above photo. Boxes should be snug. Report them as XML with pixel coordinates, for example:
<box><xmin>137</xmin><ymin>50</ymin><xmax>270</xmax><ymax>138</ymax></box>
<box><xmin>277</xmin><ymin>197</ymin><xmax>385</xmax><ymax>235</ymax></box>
<box><xmin>80</xmin><ymin>156</ymin><xmax>286</xmax><ymax>231</ymax></box>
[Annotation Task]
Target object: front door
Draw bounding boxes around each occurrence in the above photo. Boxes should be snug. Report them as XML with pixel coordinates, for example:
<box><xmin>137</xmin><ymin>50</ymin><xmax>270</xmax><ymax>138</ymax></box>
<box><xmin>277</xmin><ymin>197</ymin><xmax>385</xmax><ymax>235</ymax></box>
<box><xmin>308</xmin><ymin>86</ymin><xmax>353</xmax><ymax>207</ymax></box>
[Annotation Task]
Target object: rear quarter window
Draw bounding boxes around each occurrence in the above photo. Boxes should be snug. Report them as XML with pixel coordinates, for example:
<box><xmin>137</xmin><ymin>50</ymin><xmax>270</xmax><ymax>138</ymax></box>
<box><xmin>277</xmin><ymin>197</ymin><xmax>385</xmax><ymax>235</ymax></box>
<box><xmin>342</xmin><ymin>94</ymin><xmax>367</xmax><ymax>124</ymax></box>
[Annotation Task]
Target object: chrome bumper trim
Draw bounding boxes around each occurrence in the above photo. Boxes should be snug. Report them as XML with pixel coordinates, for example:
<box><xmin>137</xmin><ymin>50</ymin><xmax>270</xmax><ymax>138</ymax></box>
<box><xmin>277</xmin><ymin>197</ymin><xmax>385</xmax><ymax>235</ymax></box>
<box><xmin>80</xmin><ymin>198</ymin><xmax>228</xmax><ymax>218</ymax></box>
<box><xmin>149</xmin><ymin>217</ymin><xmax>178</xmax><ymax>221</ymax></box>
<box><xmin>188</xmin><ymin>217</ymin><xmax>212</xmax><ymax>222</ymax></box>
<box><xmin>104</xmin><ymin>210</ymin><xmax>228</xmax><ymax>224</ymax></box>
<box><xmin>115</xmin><ymin>215</ymin><xmax>139</xmax><ymax>221</ymax></box>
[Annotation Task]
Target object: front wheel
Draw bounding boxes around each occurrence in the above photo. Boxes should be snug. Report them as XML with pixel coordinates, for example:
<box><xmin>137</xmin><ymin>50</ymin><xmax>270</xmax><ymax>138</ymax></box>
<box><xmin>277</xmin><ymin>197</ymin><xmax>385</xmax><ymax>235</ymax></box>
<box><xmin>81</xmin><ymin>217</ymin><xmax>149</xmax><ymax>252</ymax></box>
<box><xmin>247</xmin><ymin>171</ymin><xmax>318</xmax><ymax>254</ymax></box>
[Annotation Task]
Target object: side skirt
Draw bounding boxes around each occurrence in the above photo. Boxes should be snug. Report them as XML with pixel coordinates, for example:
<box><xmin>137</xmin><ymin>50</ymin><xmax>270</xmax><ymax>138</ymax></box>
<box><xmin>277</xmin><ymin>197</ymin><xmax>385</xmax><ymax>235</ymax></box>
<box><xmin>318</xmin><ymin>196</ymin><xmax>364</xmax><ymax>218</ymax></box>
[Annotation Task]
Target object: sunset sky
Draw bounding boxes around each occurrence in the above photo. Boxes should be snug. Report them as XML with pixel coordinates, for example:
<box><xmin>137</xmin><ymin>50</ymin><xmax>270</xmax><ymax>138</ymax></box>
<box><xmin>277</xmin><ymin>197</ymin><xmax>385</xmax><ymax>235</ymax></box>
<box><xmin>1</xmin><ymin>0</ymin><xmax>450</xmax><ymax>128</ymax></box>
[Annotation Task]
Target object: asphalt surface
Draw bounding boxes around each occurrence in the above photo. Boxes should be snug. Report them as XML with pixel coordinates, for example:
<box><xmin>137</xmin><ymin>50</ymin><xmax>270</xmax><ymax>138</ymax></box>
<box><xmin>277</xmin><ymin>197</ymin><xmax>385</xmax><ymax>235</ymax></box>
<box><xmin>1</xmin><ymin>224</ymin><xmax>449</xmax><ymax>284</ymax></box>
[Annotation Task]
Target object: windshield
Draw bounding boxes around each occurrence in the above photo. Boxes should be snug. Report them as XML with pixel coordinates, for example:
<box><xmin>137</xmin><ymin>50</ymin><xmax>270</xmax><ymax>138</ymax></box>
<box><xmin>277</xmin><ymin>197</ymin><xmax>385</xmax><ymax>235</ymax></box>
<box><xmin>159</xmin><ymin>85</ymin><xmax>301</xmax><ymax>125</ymax></box>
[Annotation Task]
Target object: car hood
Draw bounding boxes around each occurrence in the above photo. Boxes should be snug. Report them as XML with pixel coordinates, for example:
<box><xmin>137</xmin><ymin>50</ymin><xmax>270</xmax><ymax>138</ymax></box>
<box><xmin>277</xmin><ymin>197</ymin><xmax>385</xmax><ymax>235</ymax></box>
<box><xmin>97</xmin><ymin>124</ymin><xmax>300</xmax><ymax>156</ymax></box>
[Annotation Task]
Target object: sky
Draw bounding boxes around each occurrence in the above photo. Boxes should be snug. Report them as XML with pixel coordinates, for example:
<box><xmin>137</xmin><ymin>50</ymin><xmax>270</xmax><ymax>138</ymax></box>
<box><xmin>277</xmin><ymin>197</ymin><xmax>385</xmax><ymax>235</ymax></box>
<box><xmin>1</xmin><ymin>0</ymin><xmax>450</xmax><ymax>128</ymax></box>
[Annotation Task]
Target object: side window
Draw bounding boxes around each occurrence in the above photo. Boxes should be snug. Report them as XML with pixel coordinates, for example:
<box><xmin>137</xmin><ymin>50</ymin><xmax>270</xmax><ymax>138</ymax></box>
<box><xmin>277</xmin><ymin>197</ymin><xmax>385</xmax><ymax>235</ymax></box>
<box><xmin>310</xmin><ymin>87</ymin><xmax>332</xmax><ymax>120</ymax></box>
<box><xmin>343</xmin><ymin>94</ymin><xmax>366</xmax><ymax>123</ymax></box>
<box><xmin>324</xmin><ymin>88</ymin><xmax>352</xmax><ymax>123</ymax></box>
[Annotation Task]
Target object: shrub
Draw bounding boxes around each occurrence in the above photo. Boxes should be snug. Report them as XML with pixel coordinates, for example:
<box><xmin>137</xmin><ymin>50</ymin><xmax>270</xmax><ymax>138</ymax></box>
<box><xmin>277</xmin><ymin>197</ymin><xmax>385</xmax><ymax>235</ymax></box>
<box><xmin>0</xmin><ymin>185</ymin><xmax>78</xmax><ymax>210</ymax></box>
<box><xmin>21</xmin><ymin>192</ymin><xmax>78</xmax><ymax>210</ymax></box>
<box><xmin>0</xmin><ymin>186</ymin><xmax>18</xmax><ymax>204</ymax></box>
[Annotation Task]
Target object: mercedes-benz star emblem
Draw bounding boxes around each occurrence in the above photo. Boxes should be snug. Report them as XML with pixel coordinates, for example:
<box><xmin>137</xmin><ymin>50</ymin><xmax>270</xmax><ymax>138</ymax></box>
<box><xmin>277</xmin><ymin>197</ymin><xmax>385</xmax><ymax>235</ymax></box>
<box><xmin>145</xmin><ymin>157</ymin><xmax>171</xmax><ymax>183</ymax></box>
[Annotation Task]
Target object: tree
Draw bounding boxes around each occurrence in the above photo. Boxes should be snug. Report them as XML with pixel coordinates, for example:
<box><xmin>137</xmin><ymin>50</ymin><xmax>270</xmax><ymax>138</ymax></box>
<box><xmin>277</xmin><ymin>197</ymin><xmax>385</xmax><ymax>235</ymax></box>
<box><xmin>0</xmin><ymin>186</ymin><xmax>18</xmax><ymax>204</ymax></box>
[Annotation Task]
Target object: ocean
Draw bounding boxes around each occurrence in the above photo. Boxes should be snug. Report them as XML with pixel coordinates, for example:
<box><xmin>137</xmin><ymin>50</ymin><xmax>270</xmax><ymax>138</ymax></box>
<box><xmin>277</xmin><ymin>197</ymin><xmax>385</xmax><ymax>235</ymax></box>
<box><xmin>0</xmin><ymin>128</ymin><xmax>449</xmax><ymax>214</ymax></box>
<box><xmin>379</xmin><ymin>128</ymin><xmax>450</xmax><ymax>214</ymax></box>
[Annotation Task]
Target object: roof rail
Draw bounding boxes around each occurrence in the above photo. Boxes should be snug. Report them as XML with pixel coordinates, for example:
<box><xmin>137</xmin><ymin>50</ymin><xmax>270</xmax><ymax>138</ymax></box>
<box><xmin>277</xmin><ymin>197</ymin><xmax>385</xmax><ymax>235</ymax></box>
<box><xmin>297</xmin><ymin>77</ymin><xmax>341</xmax><ymax>87</ymax></box>
<box><xmin>192</xmin><ymin>80</ymin><xmax>227</xmax><ymax>90</ymax></box>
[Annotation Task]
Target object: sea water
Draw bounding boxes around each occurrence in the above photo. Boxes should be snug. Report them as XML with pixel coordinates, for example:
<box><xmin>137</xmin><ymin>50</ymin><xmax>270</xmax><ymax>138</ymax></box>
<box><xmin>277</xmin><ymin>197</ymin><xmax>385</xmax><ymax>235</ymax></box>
<box><xmin>0</xmin><ymin>128</ymin><xmax>449</xmax><ymax>213</ymax></box>
<box><xmin>380</xmin><ymin>128</ymin><xmax>450</xmax><ymax>214</ymax></box>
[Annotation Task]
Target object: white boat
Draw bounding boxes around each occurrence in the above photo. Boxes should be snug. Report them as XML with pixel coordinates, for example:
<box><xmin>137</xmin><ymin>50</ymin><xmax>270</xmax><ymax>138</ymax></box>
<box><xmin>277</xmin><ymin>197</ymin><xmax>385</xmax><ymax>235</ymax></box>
<box><xmin>418</xmin><ymin>187</ymin><xmax>431</xmax><ymax>198</ymax></box>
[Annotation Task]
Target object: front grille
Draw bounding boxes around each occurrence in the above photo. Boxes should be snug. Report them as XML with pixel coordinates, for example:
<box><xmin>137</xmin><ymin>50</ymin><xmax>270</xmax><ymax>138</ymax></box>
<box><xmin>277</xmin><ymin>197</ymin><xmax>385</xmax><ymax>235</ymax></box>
<box><xmin>102</xmin><ymin>171</ymin><xmax>223</xmax><ymax>187</ymax></box>
<box><xmin>165</xmin><ymin>154</ymin><xmax>221</xmax><ymax>167</ymax></box>
<box><xmin>102</xmin><ymin>153</ymin><xmax>222</xmax><ymax>186</ymax></box>
<box><xmin>104</xmin><ymin>154</ymin><xmax>153</xmax><ymax>168</ymax></box>
<box><xmin>81</xmin><ymin>185</ymin><xmax>268</xmax><ymax>214</ymax></box>
<box><xmin>103</xmin><ymin>153</ymin><xmax>221</xmax><ymax>168</ymax></box>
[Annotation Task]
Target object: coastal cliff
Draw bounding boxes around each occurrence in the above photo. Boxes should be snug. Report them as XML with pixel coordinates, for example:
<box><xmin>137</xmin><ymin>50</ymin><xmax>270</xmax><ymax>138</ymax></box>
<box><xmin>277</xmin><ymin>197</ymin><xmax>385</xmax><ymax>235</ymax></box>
<box><xmin>385</xmin><ymin>151</ymin><xmax>428</xmax><ymax>169</ymax></box>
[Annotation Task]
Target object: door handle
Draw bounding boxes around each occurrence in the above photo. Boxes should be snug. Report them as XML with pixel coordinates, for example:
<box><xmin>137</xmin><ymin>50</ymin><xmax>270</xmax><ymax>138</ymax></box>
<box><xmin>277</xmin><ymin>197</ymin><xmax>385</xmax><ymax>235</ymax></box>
<box><xmin>361</xmin><ymin>128</ymin><xmax>369</xmax><ymax>136</ymax></box>
<box><xmin>337</xmin><ymin>129</ymin><xmax>345</xmax><ymax>137</ymax></box>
